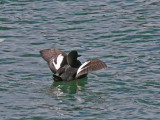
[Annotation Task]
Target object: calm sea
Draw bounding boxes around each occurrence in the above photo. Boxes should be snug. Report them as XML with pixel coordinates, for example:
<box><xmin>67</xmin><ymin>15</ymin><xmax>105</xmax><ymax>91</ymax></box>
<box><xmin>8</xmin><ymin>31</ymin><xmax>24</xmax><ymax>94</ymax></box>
<box><xmin>0</xmin><ymin>0</ymin><xmax>160</xmax><ymax>119</ymax></box>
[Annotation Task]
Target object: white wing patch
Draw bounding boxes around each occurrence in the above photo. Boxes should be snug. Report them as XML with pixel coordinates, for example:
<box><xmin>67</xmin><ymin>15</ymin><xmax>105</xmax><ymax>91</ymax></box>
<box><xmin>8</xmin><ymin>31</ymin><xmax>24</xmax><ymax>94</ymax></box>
<box><xmin>0</xmin><ymin>38</ymin><xmax>5</xmax><ymax>43</ymax></box>
<box><xmin>52</xmin><ymin>54</ymin><xmax>64</xmax><ymax>70</ymax></box>
<box><xmin>77</xmin><ymin>61</ymin><xmax>90</xmax><ymax>75</ymax></box>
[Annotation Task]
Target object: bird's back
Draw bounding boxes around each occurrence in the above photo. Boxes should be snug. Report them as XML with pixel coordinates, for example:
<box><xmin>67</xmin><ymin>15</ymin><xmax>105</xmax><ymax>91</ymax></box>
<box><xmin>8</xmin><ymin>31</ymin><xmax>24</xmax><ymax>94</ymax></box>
<box><xmin>60</xmin><ymin>65</ymin><xmax>78</xmax><ymax>81</ymax></box>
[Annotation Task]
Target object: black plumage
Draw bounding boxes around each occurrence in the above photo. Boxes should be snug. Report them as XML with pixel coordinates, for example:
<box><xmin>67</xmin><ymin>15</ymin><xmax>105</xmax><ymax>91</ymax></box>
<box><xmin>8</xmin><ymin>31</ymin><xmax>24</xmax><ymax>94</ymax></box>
<box><xmin>40</xmin><ymin>49</ymin><xmax>107</xmax><ymax>81</ymax></box>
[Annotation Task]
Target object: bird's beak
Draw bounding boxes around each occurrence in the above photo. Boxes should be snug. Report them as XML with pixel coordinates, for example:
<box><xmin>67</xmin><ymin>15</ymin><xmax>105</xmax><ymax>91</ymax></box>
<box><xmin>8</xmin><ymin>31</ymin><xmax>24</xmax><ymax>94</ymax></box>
<box><xmin>78</xmin><ymin>54</ymin><xmax>81</xmax><ymax>57</ymax></box>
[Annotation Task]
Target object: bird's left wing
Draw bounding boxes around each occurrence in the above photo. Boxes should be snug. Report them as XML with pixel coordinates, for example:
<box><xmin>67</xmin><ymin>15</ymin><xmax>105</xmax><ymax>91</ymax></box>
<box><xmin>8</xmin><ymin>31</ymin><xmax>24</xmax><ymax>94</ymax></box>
<box><xmin>40</xmin><ymin>49</ymin><xmax>67</xmax><ymax>73</ymax></box>
<box><xmin>40</xmin><ymin>49</ymin><xmax>67</xmax><ymax>63</ymax></box>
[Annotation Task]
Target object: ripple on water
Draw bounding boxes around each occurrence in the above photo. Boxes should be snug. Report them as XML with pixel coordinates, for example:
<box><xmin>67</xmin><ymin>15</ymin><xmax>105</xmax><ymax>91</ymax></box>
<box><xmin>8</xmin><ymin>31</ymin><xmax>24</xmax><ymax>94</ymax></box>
<box><xmin>0</xmin><ymin>0</ymin><xmax>160</xmax><ymax>119</ymax></box>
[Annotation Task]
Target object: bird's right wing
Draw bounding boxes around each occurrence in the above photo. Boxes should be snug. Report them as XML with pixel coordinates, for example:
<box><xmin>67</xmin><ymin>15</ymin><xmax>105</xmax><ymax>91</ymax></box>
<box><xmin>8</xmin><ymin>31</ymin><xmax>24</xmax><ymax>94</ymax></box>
<box><xmin>76</xmin><ymin>59</ymin><xmax>107</xmax><ymax>78</ymax></box>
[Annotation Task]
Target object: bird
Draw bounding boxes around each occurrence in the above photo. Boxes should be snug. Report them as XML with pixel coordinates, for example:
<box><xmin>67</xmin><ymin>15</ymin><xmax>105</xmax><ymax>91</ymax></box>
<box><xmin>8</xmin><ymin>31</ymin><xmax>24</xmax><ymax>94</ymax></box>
<box><xmin>40</xmin><ymin>49</ymin><xmax>107</xmax><ymax>82</ymax></box>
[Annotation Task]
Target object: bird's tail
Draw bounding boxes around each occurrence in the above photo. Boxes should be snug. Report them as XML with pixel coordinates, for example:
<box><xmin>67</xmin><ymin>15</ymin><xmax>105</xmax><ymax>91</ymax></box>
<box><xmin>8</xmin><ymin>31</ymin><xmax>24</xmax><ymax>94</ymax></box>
<box><xmin>53</xmin><ymin>75</ymin><xmax>63</xmax><ymax>82</ymax></box>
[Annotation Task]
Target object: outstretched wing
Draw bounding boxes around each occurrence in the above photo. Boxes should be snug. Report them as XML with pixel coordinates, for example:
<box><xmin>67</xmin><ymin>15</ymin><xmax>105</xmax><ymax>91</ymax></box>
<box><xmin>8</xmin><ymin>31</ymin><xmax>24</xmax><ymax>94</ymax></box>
<box><xmin>40</xmin><ymin>49</ymin><xmax>67</xmax><ymax>63</ymax></box>
<box><xmin>76</xmin><ymin>59</ymin><xmax>107</xmax><ymax>78</ymax></box>
<box><xmin>40</xmin><ymin>49</ymin><xmax>67</xmax><ymax>73</ymax></box>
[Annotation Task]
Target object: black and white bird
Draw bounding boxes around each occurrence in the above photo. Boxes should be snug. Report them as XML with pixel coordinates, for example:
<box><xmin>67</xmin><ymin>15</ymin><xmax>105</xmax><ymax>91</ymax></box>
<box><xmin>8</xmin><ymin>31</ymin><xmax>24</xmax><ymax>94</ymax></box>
<box><xmin>40</xmin><ymin>49</ymin><xmax>107</xmax><ymax>81</ymax></box>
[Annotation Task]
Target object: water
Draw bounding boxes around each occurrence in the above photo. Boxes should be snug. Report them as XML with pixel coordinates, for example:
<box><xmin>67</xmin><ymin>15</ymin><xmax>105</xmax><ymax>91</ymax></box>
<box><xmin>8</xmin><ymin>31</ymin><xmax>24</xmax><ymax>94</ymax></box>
<box><xmin>0</xmin><ymin>0</ymin><xmax>160</xmax><ymax>119</ymax></box>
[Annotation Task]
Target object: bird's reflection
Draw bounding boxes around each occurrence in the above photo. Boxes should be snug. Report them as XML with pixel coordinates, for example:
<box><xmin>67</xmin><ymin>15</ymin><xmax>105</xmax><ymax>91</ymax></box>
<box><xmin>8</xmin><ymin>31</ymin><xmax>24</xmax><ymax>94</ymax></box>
<box><xmin>47</xmin><ymin>77</ymin><xmax>88</xmax><ymax>96</ymax></box>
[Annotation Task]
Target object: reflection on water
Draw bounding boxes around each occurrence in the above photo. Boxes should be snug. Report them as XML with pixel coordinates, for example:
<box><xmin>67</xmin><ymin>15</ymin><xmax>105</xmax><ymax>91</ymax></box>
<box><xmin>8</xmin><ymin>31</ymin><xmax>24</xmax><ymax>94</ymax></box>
<box><xmin>47</xmin><ymin>77</ymin><xmax>88</xmax><ymax>96</ymax></box>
